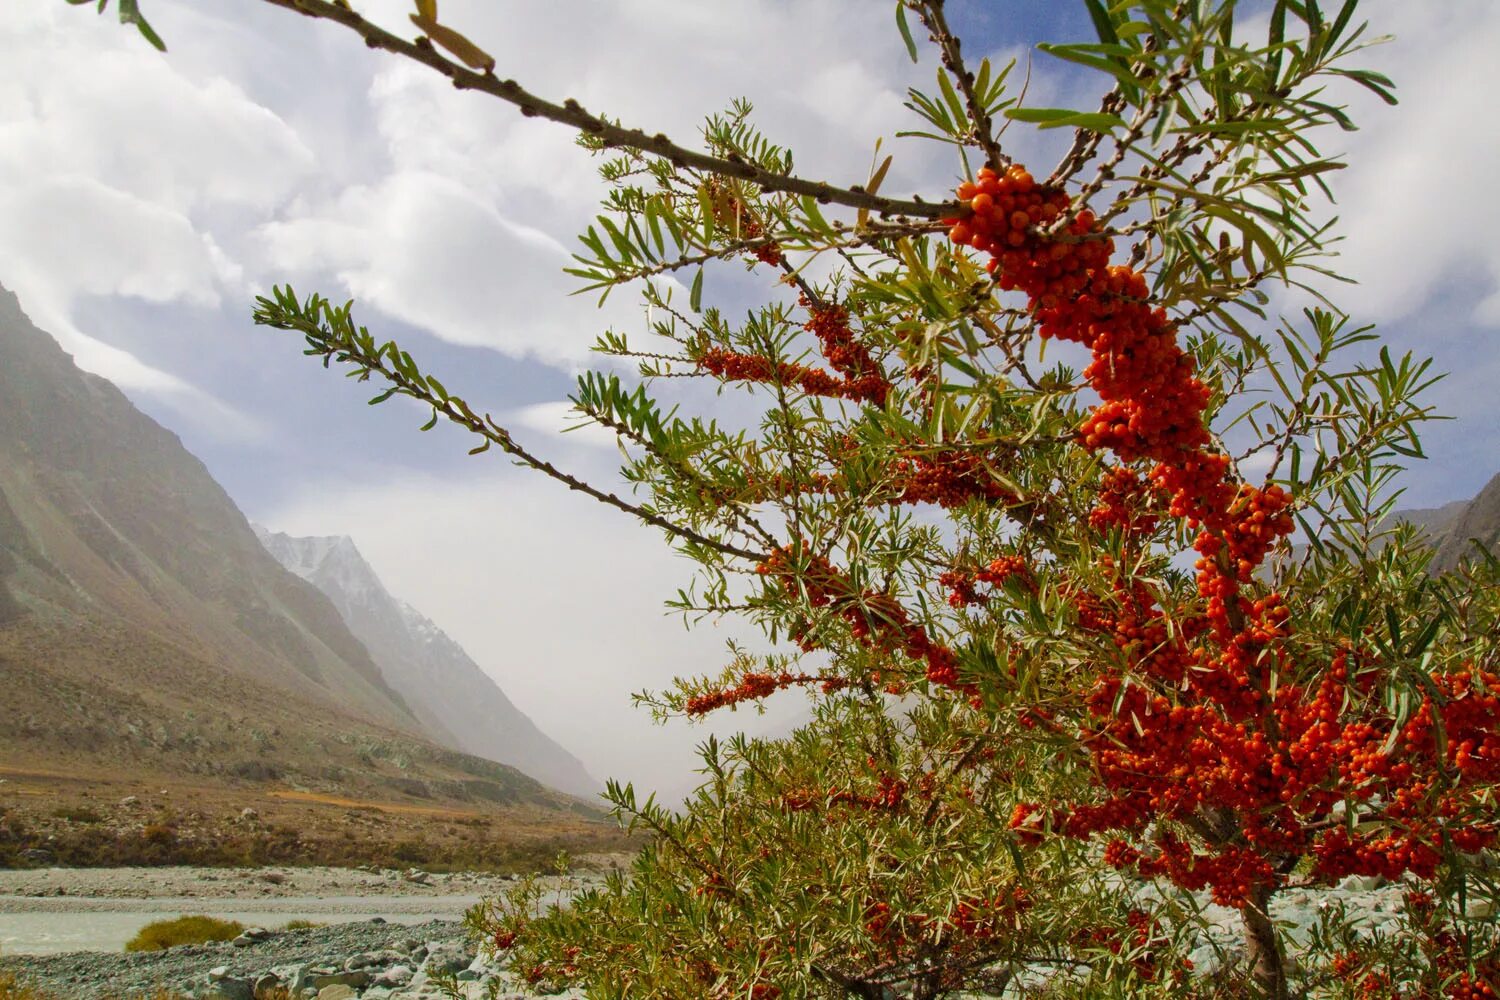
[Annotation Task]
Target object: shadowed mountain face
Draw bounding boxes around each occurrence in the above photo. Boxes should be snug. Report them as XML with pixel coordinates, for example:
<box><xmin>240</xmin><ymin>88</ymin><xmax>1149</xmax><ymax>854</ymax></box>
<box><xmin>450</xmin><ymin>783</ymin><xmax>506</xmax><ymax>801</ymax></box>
<box><xmin>0</xmin><ymin>284</ymin><xmax>592</xmax><ymax>815</ymax></box>
<box><xmin>255</xmin><ymin>527</ymin><xmax>599</xmax><ymax>798</ymax></box>
<box><xmin>1389</xmin><ymin>474</ymin><xmax>1500</xmax><ymax>573</ymax></box>
<box><xmin>1426</xmin><ymin>475</ymin><xmax>1500</xmax><ymax>573</ymax></box>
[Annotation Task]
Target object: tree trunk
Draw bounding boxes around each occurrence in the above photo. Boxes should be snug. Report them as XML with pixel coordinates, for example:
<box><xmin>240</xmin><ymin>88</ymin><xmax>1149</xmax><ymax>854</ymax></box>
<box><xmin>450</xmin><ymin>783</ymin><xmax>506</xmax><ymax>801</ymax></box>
<box><xmin>1241</xmin><ymin>884</ymin><xmax>1289</xmax><ymax>1000</ymax></box>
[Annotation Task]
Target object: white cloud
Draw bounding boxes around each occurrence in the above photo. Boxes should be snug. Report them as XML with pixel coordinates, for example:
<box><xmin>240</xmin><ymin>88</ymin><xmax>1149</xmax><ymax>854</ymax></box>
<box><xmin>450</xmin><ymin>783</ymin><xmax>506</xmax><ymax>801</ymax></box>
<box><xmin>253</xmin><ymin>170</ymin><xmax>644</xmax><ymax>365</ymax></box>
<box><xmin>0</xmin><ymin>0</ymin><xmax>312</xmax><ymax>438</ymax></box>
<box><xmin>1316</xmin><ymin>1</ymin><xmax>1500</xmax><ymax>328</ymax></box>
<box><xmin>245</xmin><ymin>0</ymin><xmax>963</xmax><ymax>368</ymax></box>
<box><xmin>510</xmin><ymin>400</ymin><xmax>622</xmax><ymax>450</ymax></box>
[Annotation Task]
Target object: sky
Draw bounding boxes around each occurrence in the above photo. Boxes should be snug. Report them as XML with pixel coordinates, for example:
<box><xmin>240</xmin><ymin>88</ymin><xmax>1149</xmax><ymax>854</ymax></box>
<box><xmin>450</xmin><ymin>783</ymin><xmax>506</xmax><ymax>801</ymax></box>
<box><xmin>2</xmin><ymin>0</ymin><xmax>1497</xmax><ymax>799</ymax></box>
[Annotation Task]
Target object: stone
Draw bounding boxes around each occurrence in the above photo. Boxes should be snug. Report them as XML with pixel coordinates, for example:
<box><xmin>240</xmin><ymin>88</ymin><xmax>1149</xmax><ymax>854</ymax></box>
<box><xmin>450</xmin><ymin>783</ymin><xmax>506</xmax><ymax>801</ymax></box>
<box><xmin>1338</xmin><ymin>874</ymin><xmax>1384</xmax><ymax>892</ymax></box>
<box><xmin>422</xmin><ymin>943</ymin><xmax>474</xmax><ymax>976</ymax></box>
<box><xmin>208</xmin><ymin>967</ymin><xmax>230</xmax><ymax>982</ymax></box>
<box><xmin>278</xmin><ymin>964</ymin><xmax>310</xmax><ymax>994</ymax></box>
<box><xmin>20</xmin><ymin>848</ymin><xmax>54</xmax><ymax>864</ymax></box>
<box><xmin>374</xmin><ymin>965</ymin><xmax>413</xmax><ymax>987</ymax></box>
<box><xmin>315</xmin><ymin>987</ymin><xmax>357</xmax><ymax>1000</ymax></box>
<box><xmin>348</xmin><ymin>949</ymin><xmax>405</xmax><ymax>970</ymax></box>
<box><xmin>239</xmin><ymin>807</ymin><xmax>259</xmax><ymax>821</ymax></box>
<box><xmin>120</xmin><ymin>795</ymin><xmax>139</xmax><ymax>806</ymax></box>
<box><xmin>310</xmin><ymin>971</ymin><xmax>371</xmax><ymax>990</ymax></box>
<box><xmin>231</xmin><ymin>935</ymin><xmax>254</xmax><ymax>948</ymax></box>
<box><xmin>203</xmin><ymin>978</ymin><xmax>254</xmax><ymax>1000</ymax></box>
<box><xmin>1465</xmin><ymin>898</ymin><xmax>1497</xmax><ymax>920</ymax></box>
<box><xmin>242</xmin><ymin>926</ymin><xmax>271</xmax><ymax>940</ymax></box>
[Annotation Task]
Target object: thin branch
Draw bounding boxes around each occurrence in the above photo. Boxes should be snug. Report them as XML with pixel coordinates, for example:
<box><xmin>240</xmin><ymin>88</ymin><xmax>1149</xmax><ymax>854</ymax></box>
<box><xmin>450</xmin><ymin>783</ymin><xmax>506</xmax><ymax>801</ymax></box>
<box><xmin>910</xmin><ymin>0</ymin><xmax>1009</xmax><ymax>169</ymax></box>
<box><xmin>257</xmin><ymin>0</ymin><xmax>961</xmax><ymax>221</ymax></box>
<box><xmin>258</xmin><ymin>298</ymin><xmax>769</xmax><ymax>564</ymax></box>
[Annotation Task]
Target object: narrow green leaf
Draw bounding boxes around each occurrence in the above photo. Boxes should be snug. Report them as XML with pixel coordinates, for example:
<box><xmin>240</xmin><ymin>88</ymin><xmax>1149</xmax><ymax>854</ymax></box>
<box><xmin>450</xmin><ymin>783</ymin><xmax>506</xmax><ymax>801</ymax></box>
<box><xmin>1083</xmin><ymin>0</ymin><xmax>1119</xmax><ymax>45</ymax></box>
<box><xmin>894</xmin><ymin>2</ymin><xmax>920</xmax><ymax>63</ymax></box>
<box><xmin>1004</xmin><ymin>107</ymin><xmax>1126</xmax><ymax>131</ymax></box>
<box><xmin>689</xmin><ymin>267</ymin><xmax>704</xmax><ymax>313</ymax></box>
<box><xmin>118</xmin><ymin>0</ymin><xmax>166</xmax><ymax>51</ymax></box>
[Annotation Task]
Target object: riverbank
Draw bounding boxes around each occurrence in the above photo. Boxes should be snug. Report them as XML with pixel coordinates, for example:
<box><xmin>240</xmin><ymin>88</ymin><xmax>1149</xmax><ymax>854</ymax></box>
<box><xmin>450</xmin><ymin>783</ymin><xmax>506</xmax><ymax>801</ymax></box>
<box><xmin>0</xmin><ymin>865</ymin><xmax>605</xmax><ymax>999</ymax></box>
<box><xmin>0</xmin><ymin>864</ymin><xmax>617</xmax><ymax>955</ymax></box>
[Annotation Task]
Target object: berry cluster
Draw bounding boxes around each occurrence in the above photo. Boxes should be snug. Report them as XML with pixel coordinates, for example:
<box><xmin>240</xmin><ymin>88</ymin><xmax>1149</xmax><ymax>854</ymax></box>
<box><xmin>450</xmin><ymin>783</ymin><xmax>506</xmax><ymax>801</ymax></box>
<box><xmin>939</xmin><ymin>555</ymin><xmax>1031</xmax><ymax>607</ymax></box>
<box><xmin>801</xmin><ymin>297</ymin><xmax>891</xmax><ymax>406</ymax></box>
<box><xmin>885</xmin><ymin>449</ymin><xmax>1018</xmax><ymax>508</ymax></box>
<box><xmin>697</xmin><ymin>348</ymin><xmax>881</xmax><ymax>403</ymax></box>
<box><xmin>782</xmin><ymin>773</ymin><xmax>907</xmax><ymax>812</ymax></box>
<box><xmin>684</xmin><ymin>670</ymin><xmax>848</xmax><ymax>716</ymax></box>
<box><xmin>1089</xmin><ymin>466</ymin><xmax>1161</xmax><ymax>535</ymax></box>
<box><xmin>757</xmin><ymin>547</ymin><xmax>965</xmax><ymax>690</ymax></box>
<box><xmin>704</xmin><ymin>180</ymin><xmax>783</xmax><ymax>265</ymax></box>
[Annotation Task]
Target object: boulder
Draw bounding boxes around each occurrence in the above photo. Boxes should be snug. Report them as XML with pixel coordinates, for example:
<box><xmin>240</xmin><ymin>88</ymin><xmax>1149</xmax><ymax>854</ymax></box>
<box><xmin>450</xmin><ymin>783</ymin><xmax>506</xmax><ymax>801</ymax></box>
<box><xmin>315</xmin><ymin>987</ymin><xmax>357</xmax><ymax>1000</ymax></box>
<box><xmin>373</xmin><ymin>965</ymin><xmax>413</xmax><ymax>987</ymax></box>
<box><xmin>421</xmin><ymin>943</ymin><xmax>474</xmax><ymax>976</ymax></box>
<box><xmin>202</xmin><ymin>977</ymin><xmax>254</xmax><ymax>1000</ymax></box>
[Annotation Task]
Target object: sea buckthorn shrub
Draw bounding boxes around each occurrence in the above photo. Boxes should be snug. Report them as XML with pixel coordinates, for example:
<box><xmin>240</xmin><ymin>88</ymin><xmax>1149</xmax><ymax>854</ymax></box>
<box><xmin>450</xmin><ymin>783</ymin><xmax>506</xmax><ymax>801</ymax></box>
<box><xmin>237</xmin><ymin>0</ymin><xmax>1500</xmax><ymax>996</ymax></box>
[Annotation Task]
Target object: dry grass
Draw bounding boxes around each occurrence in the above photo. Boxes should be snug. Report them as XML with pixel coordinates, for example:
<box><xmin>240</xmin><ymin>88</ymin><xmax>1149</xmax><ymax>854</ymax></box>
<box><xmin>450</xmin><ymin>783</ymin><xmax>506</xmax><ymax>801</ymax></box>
<box><xmin>0</xmin><ymin>764</ymin><xmax>637</xmax><ymax>874</ymax></box>
<box><xmin>0</xmin><ymin>974</ymin><xmax>51</xmax><ymax>1000</ymax></box>
<box><xmin>266</xmin><ymin>789</ymin><xmax>483</xmax><ymax>820</ymax></box>
<box><xmin>123</xmin><ymin>915</ymin><xmax>244</xmax><ymax>952</ymax></box>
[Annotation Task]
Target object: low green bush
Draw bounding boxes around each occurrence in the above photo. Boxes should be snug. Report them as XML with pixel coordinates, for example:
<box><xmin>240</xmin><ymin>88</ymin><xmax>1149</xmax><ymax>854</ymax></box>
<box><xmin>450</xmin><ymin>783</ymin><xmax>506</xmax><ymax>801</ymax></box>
<box><xmin>123</xmin><ymin>915</ymin><xmax>243</xmax><ymax>952</ymax></box>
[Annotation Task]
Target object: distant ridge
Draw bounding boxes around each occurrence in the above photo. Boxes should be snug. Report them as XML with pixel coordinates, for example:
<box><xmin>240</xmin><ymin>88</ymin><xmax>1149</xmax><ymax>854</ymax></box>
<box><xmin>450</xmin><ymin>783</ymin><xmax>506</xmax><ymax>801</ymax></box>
<box><xmin>255</xmin><ymin>527</ymin><xmax>599</xmax><ymax>797</ymax></box>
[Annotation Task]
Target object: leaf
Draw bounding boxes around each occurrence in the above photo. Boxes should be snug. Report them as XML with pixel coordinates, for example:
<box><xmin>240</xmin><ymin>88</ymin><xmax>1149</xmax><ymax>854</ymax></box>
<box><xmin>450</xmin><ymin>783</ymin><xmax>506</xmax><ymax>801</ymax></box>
<box><xmin>689</xmin><ymin>267</ymin><xmax>704</xmax><ymax>313</ymax></box>
<box><xmin>117</xmin><ymin>0</ymin><xmax>166</xmax><ymax>50</ymax></box>
<box><xmin>894</xmin><ymin>2</ymin><xmax>920</xmax><ymax>63</ymax></box>
<box><xmin>857</xmin><ymin>154</ymin><xmax>893</xmax><ymax>231</ymax></box>
<box><xmin>1003</xmin><ymin>107</ymin><xmax>1126</xmax><ymax>132</ymax></box>
<box><xmin>1083</xmin><ymin>0</ymin><xmax>1119</xmax><ymax>45</ymax></box>
<box><xmin>409</xmin><ymin>13</ymin><xmax>495</xmax><ymax>72</ymax></box>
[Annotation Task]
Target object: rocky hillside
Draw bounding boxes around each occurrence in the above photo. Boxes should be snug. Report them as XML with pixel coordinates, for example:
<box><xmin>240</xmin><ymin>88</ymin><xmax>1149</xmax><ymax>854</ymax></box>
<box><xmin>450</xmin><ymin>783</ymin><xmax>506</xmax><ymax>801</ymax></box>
<box><xmin>0</xmin><ymin>284</ymin><xmax>596</xmax><ymax>820</ymax></box>
<box><xmin>255</xmin><ymin>528</ymin><xmax>598</xmax><ymax>797</ymax></box>
<box><xmin>1391</xmin><ymin>472</ymin><xmax>1500</xmax><ymax>572</ymax></box>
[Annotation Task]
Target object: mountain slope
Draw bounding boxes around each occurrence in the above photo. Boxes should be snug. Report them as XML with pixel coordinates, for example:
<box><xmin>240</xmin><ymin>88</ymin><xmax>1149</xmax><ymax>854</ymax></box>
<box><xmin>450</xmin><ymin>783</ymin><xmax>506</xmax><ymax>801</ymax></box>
<box><xmin>1426</xmin><ymin>472</ymin><xmax>1500</xmax><ymax>573</ymax></box>
<box><xmin>254</xmin><ymin>528</ymin><xmax>598</xmax><ymax>797</ymax></box>
<box><xmin>0</xmin><ymin>284</ymin><xmax>596</xmax><ymax>819</ymax></box>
